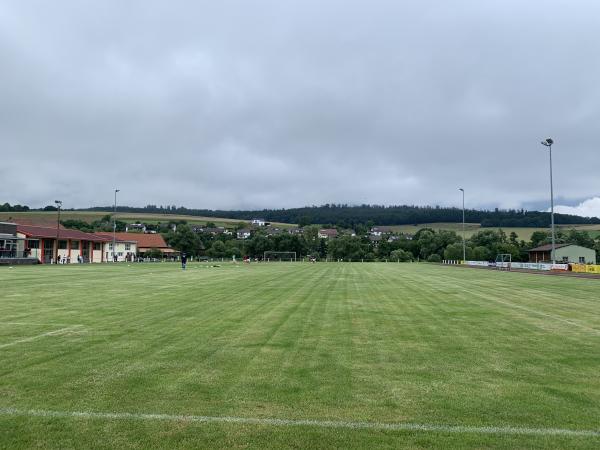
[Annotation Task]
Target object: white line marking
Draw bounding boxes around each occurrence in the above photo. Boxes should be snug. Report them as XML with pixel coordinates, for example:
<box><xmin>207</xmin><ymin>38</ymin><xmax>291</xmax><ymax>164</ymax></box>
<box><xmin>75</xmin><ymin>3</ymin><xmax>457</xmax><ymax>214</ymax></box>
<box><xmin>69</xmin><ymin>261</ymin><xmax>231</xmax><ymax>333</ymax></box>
<box><xmin>0</xmin><ymin>408</ymin><xmax>597</xmax><ymax>438</ymax></box>
<box><xmin>0</xmin><ymin>322</ymin><xmax>80</xmax><ymax>327</ymax></box>
<box><xmin>0</xmin><ymin>327</ymin><xmax>82</xmax><ymax>349</ymax></box>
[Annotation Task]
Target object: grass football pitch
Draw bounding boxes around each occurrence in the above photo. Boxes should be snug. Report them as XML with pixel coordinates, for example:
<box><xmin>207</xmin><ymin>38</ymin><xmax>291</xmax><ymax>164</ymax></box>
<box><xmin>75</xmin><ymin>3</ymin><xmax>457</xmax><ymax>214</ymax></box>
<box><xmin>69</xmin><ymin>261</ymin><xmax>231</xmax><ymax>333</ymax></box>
<box><xmin>1</xmin><ymin>262</ymin><xmax>599</xmax><ymax>449</ymax></box>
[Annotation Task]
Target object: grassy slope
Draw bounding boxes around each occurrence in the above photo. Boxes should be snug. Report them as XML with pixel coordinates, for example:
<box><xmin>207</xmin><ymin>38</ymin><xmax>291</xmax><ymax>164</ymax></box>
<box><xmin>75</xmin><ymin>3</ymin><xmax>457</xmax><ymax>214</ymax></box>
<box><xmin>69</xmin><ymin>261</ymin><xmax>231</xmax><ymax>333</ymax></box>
<box><xmin>0</xmin><ymin>263</ymin><xmax>599</xmax><ymax>449</ymax></box>
<box><xmin>0</xmin><ymin>211</ymin><xmax>296</xmax><ymax>229</ymax></box>
<box><xmin>3</xmin><ymin>211</ymin><xmax>598</xmax><ymax>239</ymax></box>
<box><xmin>389</xmin><ymin>223</ymin><xmax>600</xmax><ymax>240</ymax></box>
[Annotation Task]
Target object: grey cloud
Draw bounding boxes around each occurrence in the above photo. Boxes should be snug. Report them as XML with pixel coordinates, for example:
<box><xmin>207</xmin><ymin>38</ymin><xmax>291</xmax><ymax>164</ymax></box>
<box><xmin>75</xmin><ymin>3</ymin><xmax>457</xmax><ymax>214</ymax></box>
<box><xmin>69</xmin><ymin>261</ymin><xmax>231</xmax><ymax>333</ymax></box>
<box><xmin>1</xmin><ymin>1</ymin><xmax>600</xmax><ymax>213</ymax></box>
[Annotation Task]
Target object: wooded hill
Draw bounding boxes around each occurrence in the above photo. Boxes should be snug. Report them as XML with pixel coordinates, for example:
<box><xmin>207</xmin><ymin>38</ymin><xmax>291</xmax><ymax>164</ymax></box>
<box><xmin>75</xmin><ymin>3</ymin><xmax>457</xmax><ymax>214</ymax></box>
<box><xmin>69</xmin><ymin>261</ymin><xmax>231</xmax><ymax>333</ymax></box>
<box><xmin>84</xmin><ymin>204</ymin><xmax>600</xmax><ymax>228</ymax></box>
<box><xmin>4</xmin><ymin>202</ymin><xmax>599</xmax><ymax>228</ymax></box>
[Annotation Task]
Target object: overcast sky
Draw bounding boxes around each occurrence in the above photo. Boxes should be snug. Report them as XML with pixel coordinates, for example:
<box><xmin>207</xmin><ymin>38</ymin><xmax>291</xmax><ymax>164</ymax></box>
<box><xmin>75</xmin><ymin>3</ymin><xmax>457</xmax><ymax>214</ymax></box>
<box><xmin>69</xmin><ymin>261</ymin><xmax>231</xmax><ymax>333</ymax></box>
<box><xmin>2</xmin><ymin>1</ymin><xmax>600</xmax><ymax>216</ymax></box>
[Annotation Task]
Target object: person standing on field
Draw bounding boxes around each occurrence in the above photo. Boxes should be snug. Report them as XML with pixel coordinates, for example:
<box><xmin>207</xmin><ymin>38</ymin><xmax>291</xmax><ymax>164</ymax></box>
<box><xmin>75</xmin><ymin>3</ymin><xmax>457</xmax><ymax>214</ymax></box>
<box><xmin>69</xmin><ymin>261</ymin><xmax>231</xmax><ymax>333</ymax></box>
<box><xmin>181</xmin><ymin>253</ymin><xmax>187</xmax><ymax>270</ymax></box>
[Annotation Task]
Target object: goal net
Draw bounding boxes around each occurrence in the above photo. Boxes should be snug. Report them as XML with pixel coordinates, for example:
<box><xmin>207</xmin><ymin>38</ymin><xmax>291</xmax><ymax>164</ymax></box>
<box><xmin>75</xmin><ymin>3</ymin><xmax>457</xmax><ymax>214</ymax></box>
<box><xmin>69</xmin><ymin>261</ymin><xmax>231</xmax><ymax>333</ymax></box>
<box><xmin>495</xmin><ymin>253</ymin><xmax>512</xmax><ymax>271</ymax></box>
<box><xmin>263</xmin><ymin>251</ymin><xmax>297</xmax><ymax>262</ymax></box>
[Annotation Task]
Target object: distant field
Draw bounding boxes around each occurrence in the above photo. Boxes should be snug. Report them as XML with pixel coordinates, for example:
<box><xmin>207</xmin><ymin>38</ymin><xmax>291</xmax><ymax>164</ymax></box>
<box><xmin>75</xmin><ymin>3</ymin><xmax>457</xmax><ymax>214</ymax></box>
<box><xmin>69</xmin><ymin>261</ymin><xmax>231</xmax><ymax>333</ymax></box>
<box><xmin>389</xmin><ymin>222</ymin><xmax>482</xmax><ymax>236</ymax></box>
<box><xmin>0</xmin><ymin>211</ymin><xmax>296</xmax><ymax>229</ymax></box>
<box><xmin>389</xmin><ymin>223</ymin><xmax>600</xmax><ymax>240</ymax></box>
<box><xmin>2</xmin><ymin>211</ymin><xmax>599</xmax><ymax>239</ymax></box>
<box><xmin>1</xmin><ymin>263</ymin><xmax>599</xmax><ymax>449</ymax></box>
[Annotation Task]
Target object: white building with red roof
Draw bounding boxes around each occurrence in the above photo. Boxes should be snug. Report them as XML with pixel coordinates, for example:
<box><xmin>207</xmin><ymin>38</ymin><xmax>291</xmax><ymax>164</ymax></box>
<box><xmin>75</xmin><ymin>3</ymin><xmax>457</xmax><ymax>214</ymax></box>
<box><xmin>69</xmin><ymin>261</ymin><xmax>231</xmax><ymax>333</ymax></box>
<box><xmin>16</xmin><ymin>224</ymin><xmax>115</xmax><ymax>263</ymax></box>
<box><xmin>95</xmin><ymin>232</ymin><xmax>176</xmax><ymax>257</ymax></box>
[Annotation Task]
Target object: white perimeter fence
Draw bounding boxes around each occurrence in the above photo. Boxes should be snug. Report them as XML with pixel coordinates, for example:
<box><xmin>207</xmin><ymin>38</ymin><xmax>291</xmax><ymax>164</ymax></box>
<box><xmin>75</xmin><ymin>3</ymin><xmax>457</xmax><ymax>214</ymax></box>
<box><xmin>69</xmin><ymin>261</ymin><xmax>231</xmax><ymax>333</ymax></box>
<box><xmin>443</xmin><ymin>260</ymin><xmax>570</xmax><ymax>271</ymax></box>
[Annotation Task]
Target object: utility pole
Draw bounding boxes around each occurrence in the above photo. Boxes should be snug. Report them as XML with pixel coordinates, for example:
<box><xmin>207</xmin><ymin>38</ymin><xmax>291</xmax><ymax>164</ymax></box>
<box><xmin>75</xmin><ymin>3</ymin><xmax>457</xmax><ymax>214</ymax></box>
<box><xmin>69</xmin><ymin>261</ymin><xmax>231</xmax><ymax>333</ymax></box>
<box><xmin>54</xmin><ymin>200</ymin><xmax>62</xmax><ymax>263</ymax></box>
<box><xmin>113</xmin><ymin>189</ymin><xmax>120</xmax><ymax>262</ymax></box>
<box><xmin>541</xmin><ymin>138</ymin><xmax>555</xmax><ymax>263</ymax></box>
<box><xmin>459</xmin><ymin>188</ymin><xmax>466</xmax><ymax>261</ymax></box>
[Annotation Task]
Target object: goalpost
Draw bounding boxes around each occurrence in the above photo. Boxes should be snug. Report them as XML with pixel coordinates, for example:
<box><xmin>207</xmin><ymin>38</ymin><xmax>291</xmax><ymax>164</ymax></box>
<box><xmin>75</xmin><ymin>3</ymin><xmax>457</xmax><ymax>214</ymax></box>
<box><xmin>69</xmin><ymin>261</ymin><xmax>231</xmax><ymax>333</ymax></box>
<box><xmin>263</xmin><ymin>251</ymin><xmax>297</xmax><ymax>262</ymax></box>
<box><xmin>495</xmin><ymin>253</ymin><xmax>512</xmax><ymax>271</ymax></box>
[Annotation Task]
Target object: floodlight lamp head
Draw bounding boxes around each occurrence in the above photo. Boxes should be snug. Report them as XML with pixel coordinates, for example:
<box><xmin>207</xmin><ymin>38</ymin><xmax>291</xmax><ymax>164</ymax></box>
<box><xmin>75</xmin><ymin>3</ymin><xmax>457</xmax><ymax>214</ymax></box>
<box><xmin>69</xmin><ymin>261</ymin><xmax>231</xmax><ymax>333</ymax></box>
<box><xmin>541</xmin><ymin>138</ymin><xmax>553</xmax><ymax>146</ymax></box>
<box><xmin>54</xmin><ymin>200</ymin><xmax>62</xmax><ymax>206</ymax></box>
<box><xmin>459</xmin><ymin>188</ymin><xmax>464</xmax><ymax>192</ymax></box>
<box><xmin>115</xmin><ymin>189</ymin><xmax>120</xmax><ymax>193</ymax></box>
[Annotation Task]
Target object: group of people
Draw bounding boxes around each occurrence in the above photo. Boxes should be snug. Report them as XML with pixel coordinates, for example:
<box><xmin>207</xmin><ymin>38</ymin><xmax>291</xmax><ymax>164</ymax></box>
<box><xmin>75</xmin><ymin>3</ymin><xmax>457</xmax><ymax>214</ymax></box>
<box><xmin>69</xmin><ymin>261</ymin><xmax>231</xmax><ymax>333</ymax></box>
<box><xmin>54</xmin><ymin>255</ymin><xmax>85</xmax><ymax>264</ymax></box>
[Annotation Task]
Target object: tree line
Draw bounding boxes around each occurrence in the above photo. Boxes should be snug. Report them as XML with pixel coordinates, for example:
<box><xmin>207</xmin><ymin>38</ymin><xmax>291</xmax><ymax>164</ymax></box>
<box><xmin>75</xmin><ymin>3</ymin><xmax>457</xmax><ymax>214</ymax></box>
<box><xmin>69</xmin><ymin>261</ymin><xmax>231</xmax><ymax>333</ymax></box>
<box><xmin>0</xmin><ymin>202</ymin><xmax>30</xmax><ymax>212</ymax></box>
<box><xmin>84</xmin><ymin>203</ymin><xmax>600</xmax><ymax>228</ymax></box>
<box><xmin>56</xmin><ymin>215</ymin><xmax>600</xmax><ymax>263</ymax></box>
<box><xmin>3</xmin><ymin>201</ymin><xmax>599</xmax><ymax>228</ymax></box>
<box><xmin>164</xmin><ymin>224</ymin><xmax>600</xmax><ymax>264</ymax></box>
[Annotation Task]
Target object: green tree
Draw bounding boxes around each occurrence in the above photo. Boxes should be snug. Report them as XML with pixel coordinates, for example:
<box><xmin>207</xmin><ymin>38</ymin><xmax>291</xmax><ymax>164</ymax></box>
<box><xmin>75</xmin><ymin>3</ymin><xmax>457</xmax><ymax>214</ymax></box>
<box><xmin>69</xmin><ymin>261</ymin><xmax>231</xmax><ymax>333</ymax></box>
<box><xmin>471</xmin><ymin>246</ymin><xmax>491</xmax><ymax>261</ymax></box>
<box><xmin>327</xmin><ymin>236</ymin><xmax>369</xmax><ymax>260</ymax></box>
<box><xmin>564</xmin><ymin>229</ymin><xmax>595</xmax><ymax>248</ymax></box>
<box><xmin>426</xmin><ymin>254</ymin><xmax>442</xmax><ymax>263</ymax></box>
<box><xmin>318</xmin><ymin>238</ymin><xmax>327</xmax><ymax>258</ymax></box>
<box><xmin>165</xmin><ymin>224</ymin><xmax>202</xmax><ymax>256</ymax></box>
<box><xmin>207</xmin><ymin>240</ymin><xmax>227</xmax><ymax>258</ymax></box>
<box><xmin>225</xmin><ymin>240</ymin><xmax>243</xmax><ymax>258</ymax></box>
<box><xmin>530</xmin><ymin>231</ymin><xmax>550</xmax><ymax>248</ymax></box>
<box><xmin>443</xmin><ymin>243</ymin><xmax>464</xmax><ymax>260</ymax></box>
<box><xmin>390</xmin><ymin>249</ymin><xmax>413</xmax><ymax>261</ymax></box>
<box><xmin>298</xmin><ymin>216</ymin><xmax>311</xmax><ymax>227</ymax></box>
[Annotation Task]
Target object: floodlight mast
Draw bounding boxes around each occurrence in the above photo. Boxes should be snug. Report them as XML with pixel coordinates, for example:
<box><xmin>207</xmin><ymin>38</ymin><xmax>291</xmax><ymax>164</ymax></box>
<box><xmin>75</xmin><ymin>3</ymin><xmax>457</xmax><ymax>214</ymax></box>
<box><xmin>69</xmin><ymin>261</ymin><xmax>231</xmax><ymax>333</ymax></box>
<box><xmin>541</xmin><ymin>138</ymin><xmax>555</xmax><ymax>264</ymax></box>
<box><xmin>55</xmin><ymin>200</ymin><xmax>62</xmax><ymax>263</ymax></box>
<box><xmin>459</xmin><ymin>188</ymin><xmax>465</xmax><ymax>261</ymax></box>
<box><xmin>113</xmin><ymin>189</ymin><xmax>120</xmax><ymax>262</ymax></box>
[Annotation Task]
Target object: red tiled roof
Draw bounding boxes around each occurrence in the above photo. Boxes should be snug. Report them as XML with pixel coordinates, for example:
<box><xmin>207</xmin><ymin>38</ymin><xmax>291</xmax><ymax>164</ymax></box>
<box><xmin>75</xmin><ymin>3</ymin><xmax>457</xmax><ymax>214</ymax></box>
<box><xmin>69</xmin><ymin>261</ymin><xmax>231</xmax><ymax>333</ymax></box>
<box><xmin>17</xmin><ymin>224</ymin><xmax>112</xmax><ymax>242</ymax></box>
<box><xmin>318</xmin><ymin>228</ymin><xmax>338</xmax><ymax>236</ymax></box>
<box><xmin>95</xmin><ymin>232</ymin><xmax>170</xmax><ymax>249</ymax></box>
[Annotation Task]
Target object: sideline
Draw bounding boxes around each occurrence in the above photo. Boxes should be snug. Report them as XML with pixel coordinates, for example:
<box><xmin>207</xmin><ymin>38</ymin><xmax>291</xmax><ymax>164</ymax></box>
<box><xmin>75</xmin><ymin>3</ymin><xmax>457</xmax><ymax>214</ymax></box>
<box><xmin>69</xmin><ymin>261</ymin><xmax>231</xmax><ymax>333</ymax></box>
<box><xmin>0</xmin><ymin>407</ymin><xmax>598</xmax><ymax>438</ymax></box>
<box><xmin>0</xmin><ymin>326</ymin><xmax>83</xmax><ymax>349</ymax></box>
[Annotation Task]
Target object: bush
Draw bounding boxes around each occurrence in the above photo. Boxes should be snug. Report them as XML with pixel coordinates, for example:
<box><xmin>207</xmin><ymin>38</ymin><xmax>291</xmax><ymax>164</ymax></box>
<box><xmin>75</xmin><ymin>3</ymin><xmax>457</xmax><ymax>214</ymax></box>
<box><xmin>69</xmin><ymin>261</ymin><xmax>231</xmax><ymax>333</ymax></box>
<box><xmin>426</xmin><ymin>254</ymin><xmax>442</xmax><ymax>263</ymax></box>
<box><xmin>443</xmin><ymin>242</ymin><xmax>464</xmax><ymax>261</ymax></box>
<box><xmin>390</xmin><ymin>249</ymin><xmax>413</xmax><ymax>262</ymax></box>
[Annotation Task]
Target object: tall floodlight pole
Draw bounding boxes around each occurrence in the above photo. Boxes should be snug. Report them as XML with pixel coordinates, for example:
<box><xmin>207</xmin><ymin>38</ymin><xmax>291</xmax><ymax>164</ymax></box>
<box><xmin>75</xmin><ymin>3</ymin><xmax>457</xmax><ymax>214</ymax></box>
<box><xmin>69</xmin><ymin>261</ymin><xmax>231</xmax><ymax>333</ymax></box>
<box><xmin>113</xmin><ymin>189</ymin><xmax>120</xmax><ymax>262</ymax></box>
<box><xmin>541</xmin><ymin>138</ymin><xmax>555</xmax><ymax>263</ymax></box>
<box><xmin>459</xmin><ymin>188</ymin><xmax>466</xmax><ymax>261</ymax></box>
<box><xmin>55</xmin><ymin>200</ymin><xmax>62</xmax><ymax>263</ymax></box>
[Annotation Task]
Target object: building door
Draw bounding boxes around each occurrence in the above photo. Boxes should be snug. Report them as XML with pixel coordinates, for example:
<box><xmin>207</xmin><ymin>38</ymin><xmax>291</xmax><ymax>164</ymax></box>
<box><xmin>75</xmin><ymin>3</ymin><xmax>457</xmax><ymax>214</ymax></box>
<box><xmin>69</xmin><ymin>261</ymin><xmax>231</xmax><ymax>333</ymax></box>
<box><xmin>81</xmin><ymin>241</ymin><xmax>90</xmax><ymax>262</ymax></box>
<box><xmin>43</xmin><ymin>239</ymin><xmax>54</xmax><ymax>263</ymax></box>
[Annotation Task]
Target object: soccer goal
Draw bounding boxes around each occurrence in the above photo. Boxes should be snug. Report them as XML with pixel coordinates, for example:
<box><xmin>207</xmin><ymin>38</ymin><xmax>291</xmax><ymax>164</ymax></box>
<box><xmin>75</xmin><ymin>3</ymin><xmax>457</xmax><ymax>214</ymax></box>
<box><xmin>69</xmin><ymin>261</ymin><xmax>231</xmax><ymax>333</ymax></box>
<box><xmin>263</xmin><ymin>251</ymin><xmax>297</xmax><ymax>262</ymax></box>
<box><xmin>495</xmin><ymin>253</ymin><xmax>512</xmax><ymax>271</ymax></box>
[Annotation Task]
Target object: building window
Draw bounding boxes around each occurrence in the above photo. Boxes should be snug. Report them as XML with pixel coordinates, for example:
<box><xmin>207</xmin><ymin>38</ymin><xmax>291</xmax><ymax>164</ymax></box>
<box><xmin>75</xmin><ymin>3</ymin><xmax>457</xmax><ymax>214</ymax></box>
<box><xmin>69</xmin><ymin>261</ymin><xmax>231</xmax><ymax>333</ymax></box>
<box><xmin>579</xmin><ymin>257</ymin><xmax>585</xmax><ymax>263</ymax></box>
<box><xmin>27</xmin><ymin>240</ymin><xmax>40</xmax><ymax>249</ymax></box>
<box><xmin>58</xmin><ymin>240</ymin><xmax>68</xmax><ymax>250</ymax></box>
<box><xmin>125</xmin><ymin>243</ymin><xmax>131</xmax><ymax>251</ymax></box>
<box><xmin>118</xmin><ymin>252</ymin><xmax>123</xmax><ymax>257</ymax></box>
<box><xmin>109</xmin><ymin>243</ymin><xmax>113</xmax><ymax>250</ymax></box>
<box><xmin>71</xmin><ymin>240</ymin><xmax>79</xmax><ymax>249</ymax></box>
<box><xmin>93</xmin><ymin>243</ymin><xmax>101</xmax><ymax>251</ymax></box>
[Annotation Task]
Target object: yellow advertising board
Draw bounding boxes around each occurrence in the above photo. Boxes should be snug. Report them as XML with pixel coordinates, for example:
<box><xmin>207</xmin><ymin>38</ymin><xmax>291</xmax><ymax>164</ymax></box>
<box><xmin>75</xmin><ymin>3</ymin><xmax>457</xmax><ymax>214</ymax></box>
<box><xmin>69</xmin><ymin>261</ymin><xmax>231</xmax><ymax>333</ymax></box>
<box><xmin>571</xmin><ymin>264</ymin><xmax>600</xmax><ymax>273</ymax></box>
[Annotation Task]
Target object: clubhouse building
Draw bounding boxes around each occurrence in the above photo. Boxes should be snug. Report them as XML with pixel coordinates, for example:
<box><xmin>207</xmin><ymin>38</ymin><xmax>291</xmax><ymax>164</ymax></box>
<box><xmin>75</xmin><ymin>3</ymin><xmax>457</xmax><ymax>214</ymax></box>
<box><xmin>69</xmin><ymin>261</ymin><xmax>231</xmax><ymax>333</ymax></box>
<box><xmin>528</xmin><ymin>243</ymin><xmax>596</xmax><ymax>264</ymax></box>
<box><xmin>2</xmin><ymin>223</ymin><xmax>176</xmax><ymax>264</ymax></box>
<box><xmin>16</xmin><ymin>224</ymin><xmax>116</xmax><ymax>263</ymax></box>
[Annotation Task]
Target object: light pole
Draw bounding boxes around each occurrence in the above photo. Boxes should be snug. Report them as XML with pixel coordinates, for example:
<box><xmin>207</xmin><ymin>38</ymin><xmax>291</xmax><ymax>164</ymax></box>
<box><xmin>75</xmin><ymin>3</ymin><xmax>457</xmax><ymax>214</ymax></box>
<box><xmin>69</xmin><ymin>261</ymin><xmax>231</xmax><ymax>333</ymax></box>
<box><xmin>113</xmin><ymin>189</ymin><xmax>120</xmax><ymax>262</ymax></box>
<box><xmin>459</xmin><ymin>188</ymin><xmax>466</xmax><ymax>261</ymax></box>
<box><xmin>541</xmin><ymin>138</ymin><xmax>555</xmax><ymax>264</ymax></box>
<box><xmin>54</xmin><ymin>200</ymin><xmax>62</xmax><ymax>263</ymax></box>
